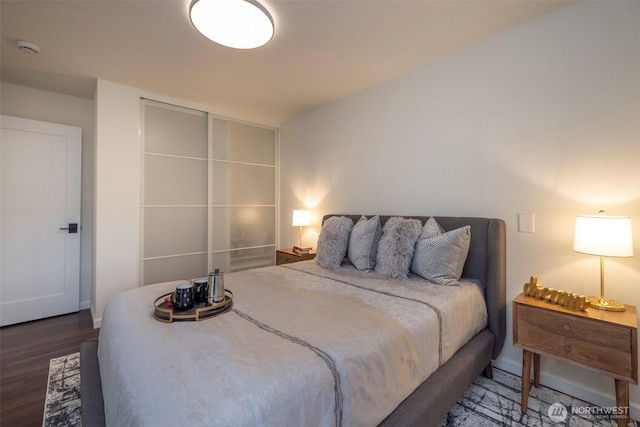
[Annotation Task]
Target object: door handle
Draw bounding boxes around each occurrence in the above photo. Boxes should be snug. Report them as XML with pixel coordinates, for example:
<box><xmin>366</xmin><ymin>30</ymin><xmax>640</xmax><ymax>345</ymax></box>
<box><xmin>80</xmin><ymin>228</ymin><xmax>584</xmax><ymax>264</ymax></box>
<box><xmin>59</xmin><ymin>223</ymin><xmax>78</xmax><ymax>233</ymax></box>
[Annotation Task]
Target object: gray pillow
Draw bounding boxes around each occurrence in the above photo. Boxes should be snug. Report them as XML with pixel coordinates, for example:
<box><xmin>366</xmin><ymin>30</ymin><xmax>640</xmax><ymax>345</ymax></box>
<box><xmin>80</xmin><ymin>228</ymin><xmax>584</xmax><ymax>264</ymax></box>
<box><xmin>374</xmin><ymin>217</ymin><xmax>422</xmax><ymax>278</ymax></box>
<box><xmin>315</xmin><ymin>216</ymin><xmax>353</xmax><ymax>269</ymax></box>
<box><xmin>347</xmin><ymin>215</ymin><xmax>382</xmax><ymax>271</ymax></box>
<box><xmin>411</xmin><ymin>218</ymin><xmax>471</xmax><ymax>286</ymax></box>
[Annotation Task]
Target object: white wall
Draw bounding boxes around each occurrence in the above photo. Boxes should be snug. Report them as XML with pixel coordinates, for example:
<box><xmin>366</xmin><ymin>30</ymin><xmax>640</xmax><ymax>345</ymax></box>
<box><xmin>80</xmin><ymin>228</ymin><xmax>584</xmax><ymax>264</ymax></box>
<box><xmin>0</xmin><ymin>82</ymin><xmax>94</xmax><ymax>309</ymax></box>
<box><xmin>280</xmin><ymin>0</ymin><xmax>640</xmax><ymax>416</ymax></box>
<box><xmin>92</xmin><ymin>80</ymin><xmax>140</xmax><ymax>326</ymax></box>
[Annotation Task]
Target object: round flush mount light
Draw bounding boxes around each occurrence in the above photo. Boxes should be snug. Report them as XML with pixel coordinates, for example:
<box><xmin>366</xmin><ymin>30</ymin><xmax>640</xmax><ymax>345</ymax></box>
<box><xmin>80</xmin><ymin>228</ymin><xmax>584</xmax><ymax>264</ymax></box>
<box><xmin>16</xmin><ymin>40</ymin><xmax>40</xmax><ymax>54</ymax></box>
<box><xmin>189</xmin><ymin>0</ymin><xmax>274</xmax><ymax>49</ymax></box>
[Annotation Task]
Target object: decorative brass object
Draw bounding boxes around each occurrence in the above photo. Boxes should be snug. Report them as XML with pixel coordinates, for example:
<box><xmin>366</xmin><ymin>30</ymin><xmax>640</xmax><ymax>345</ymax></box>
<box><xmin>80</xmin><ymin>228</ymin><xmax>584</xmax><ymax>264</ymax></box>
<box><xmin>523</xmin><ymin>276</ymin><xmax>588</xmax><ymax>311</ymax></box>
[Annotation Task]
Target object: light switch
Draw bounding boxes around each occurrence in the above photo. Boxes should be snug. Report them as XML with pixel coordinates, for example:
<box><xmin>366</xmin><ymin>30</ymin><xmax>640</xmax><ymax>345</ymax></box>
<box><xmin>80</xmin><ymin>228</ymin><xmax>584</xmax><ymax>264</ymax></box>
<box><xmin>518</xmin><ymin>213</ymin><xmax>535</xmax><ymax>233</ymax></box>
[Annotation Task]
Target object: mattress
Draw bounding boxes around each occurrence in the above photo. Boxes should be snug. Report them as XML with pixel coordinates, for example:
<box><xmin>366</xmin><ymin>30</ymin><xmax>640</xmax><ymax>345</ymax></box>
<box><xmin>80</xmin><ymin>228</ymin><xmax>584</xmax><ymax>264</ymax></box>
<box><xmin>97</xmin><ymin>261</ymin><xmax>487</xmax><ymax>427</ymax></box>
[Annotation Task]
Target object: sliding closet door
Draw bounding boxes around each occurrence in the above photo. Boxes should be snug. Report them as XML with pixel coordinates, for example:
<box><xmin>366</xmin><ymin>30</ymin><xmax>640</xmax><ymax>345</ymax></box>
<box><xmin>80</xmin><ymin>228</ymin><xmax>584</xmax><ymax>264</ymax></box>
<box><xmin>141</xmin><ymin>101</ymin><xmax>208</xmax><ymax>285</ymax></box>
<box><xmin>141</xmin><ymin>100</ymin><xmax>277</xmax><ymax>285</ymax></box>
<box><xmin>210</xmin><ymin>118</ymin><xmax>276</xmax><ymax>272</ymax></box>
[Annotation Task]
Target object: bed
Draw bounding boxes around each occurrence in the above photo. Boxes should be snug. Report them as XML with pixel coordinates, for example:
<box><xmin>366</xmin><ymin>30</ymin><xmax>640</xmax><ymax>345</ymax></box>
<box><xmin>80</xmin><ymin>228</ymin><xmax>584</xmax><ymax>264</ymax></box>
<box><xmin>80</xmin><ymin>215</ymin><xmax>506</xmax><ymax>426</ymax></box>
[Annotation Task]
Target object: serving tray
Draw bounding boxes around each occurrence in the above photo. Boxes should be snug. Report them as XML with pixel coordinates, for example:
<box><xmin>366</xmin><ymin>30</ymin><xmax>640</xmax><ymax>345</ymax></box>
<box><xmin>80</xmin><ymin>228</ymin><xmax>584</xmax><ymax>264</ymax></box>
<box><xmin>153</xmin><ymin>290</ymin><xmax>233</xmax><ymax>323</ymax></box>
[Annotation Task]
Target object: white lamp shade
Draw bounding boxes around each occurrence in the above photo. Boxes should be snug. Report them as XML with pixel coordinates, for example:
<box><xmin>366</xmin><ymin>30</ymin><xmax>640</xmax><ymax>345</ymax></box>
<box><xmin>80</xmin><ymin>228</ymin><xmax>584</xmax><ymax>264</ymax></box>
<box><xmin>573</xmin><ymin>214</ymin><xmax>633</xmax><ymax>257</ymax></box>
<box><xmin>190</xmin><ymin>0</ymin><xmax>274</xmax><ymax>49</ymax></box>
<box><xmin>292</xmin><ymin>209</ymin><xmax>311</xmax><ymax>227</ymax></box>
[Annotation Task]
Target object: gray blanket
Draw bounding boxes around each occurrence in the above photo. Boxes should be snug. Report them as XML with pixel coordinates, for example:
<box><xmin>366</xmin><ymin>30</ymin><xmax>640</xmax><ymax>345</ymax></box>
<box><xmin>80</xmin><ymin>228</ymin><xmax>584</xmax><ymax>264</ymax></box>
<box><xmin>98</xmin><ymin>261</ymin><xmax>486</xmax><ymax>426</ymax></box>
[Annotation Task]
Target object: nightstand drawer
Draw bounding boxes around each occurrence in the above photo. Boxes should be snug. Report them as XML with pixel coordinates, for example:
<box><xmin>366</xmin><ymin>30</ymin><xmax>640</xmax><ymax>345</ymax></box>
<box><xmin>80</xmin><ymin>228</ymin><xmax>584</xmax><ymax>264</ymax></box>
<box><xmin>518</xmin><ymin>305</ymin><xmax>631</xmax><ymax>352</ymax></box>
<box><xmin>276</xmin><ymin>249</ymin><xmax>316</xmax><ymax>265</ymax></box>
<box><xmin>517</xmin><ymin>323</ymin><xmax>634</xmax><ymax>380</ymax></box>
<box><xmin>277</xmin><ymin>252</ymin><xmax>301</xmax><ymax>265</ymax></box>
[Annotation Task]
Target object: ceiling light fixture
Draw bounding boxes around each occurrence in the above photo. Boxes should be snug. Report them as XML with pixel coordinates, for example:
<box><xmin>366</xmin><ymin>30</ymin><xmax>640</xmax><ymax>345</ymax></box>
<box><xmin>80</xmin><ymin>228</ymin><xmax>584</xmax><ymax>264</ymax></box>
<box><xmin>189</xmin><ymin>0</ymin><xmax>274</xmax><ymax>50</ymax></box>
<box><xmin>16</xmin><ymin>40</ymin><xmax>40</xmax><ymax>54</ymax></box>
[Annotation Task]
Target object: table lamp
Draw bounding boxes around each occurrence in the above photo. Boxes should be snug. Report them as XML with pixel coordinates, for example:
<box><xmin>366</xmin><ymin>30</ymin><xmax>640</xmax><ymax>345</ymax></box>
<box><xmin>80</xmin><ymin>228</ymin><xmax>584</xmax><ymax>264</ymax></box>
<box><xmin>573</xmin><ymin>211</ymin><xmax>633</xmax><ymax>311</ymax></box>
<box><xmin>292</xmin><ymin>209</ymin><xmax>311</xmax><ymax>248</ymax></box>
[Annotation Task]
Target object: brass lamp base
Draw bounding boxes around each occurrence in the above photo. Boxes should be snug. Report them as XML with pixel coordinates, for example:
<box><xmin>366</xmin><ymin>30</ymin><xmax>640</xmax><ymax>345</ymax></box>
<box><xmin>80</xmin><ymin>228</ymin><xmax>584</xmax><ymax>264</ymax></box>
<box><xmin>587</xmin><ymin>296</ymin><xmax>626</xmax><ymax>312</ymax></box>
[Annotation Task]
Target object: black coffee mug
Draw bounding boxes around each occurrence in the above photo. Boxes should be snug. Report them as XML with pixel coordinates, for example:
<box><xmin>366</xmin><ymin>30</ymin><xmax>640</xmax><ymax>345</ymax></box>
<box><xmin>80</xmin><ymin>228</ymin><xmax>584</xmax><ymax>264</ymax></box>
<box><xmin>192</xmin><ymin>279</ymin><xmax>208</xmax><ymax>304</ymax></box>
<box><xmin>171</xmin><ymin>283</ymin><xmax>195</xmax><ymax>311</ymax></box>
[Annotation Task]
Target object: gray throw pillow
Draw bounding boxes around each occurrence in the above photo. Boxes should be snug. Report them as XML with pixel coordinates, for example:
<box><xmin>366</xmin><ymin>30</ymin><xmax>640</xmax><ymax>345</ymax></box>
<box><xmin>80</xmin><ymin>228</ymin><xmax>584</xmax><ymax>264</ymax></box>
<box><xmin>411</xmin><ymin>218</ymin><xmax>471</xmax><ymax>286</ymax></box>
<box><xmin>374</xmin><ymin>217</ymin><xmax>422</xmax><ymax>278</ymax></box>
<box><xmin>315</xmin><ymin>216</ymin><xmax>353</xmax><ymax>269</ymax></box>
<box><xmin>347</xmin><ymin>215</ymin><xmax>382</xmax><ymax>271</ymax></box>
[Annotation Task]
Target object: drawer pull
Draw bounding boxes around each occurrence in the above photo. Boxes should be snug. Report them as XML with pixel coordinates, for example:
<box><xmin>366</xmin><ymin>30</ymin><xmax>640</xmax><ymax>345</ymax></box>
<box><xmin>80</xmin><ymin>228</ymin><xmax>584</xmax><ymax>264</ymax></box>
<box><xmin>563</xmin><ymin>345</ymin><xmax>571</xmax><ymax>353</ymax></box>
<box><xmin>563</xmin><ymin>324</ymin><xmax>571</xmax><ymax>332</ymax></box>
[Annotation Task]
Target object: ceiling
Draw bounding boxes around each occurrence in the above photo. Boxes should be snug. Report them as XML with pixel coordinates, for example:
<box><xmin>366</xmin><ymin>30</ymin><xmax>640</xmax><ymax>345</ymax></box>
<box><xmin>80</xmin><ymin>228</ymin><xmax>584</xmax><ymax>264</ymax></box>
<box><xmin>1</xmin><ymin>0</ymin><xmax>573</xmax><ymax>125</ymax></box>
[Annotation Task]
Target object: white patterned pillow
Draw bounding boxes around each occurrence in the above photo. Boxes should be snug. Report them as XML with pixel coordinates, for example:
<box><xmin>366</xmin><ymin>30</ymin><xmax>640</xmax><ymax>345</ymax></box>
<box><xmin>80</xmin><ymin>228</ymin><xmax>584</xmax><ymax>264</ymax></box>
<box><xmin>315</xmin><ymin>216</ymin><xmax>353</xmax><ymax>269</ymax></box>
<box><xmin>411</xmin><ymin>218</ymin><xmax>471</xmax><ymax>286</ymax></box>
<box><xmin>421</xmin><ymin>216</ymin><xmax>444</xmax><ymax>238</ymax></box>
<box><xmin>347</xmin><ymin>215</ymin><xmax>382</xmax><ymax>271</ymax></box>
<box><xmin>374</xmin><ymin>217</ymin><xmax>422</xmax><ymax>278</ymax></box>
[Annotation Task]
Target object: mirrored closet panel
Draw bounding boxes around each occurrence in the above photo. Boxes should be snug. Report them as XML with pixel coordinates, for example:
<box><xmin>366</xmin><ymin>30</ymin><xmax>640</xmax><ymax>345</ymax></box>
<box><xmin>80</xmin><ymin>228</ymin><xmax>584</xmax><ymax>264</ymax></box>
<box><xmin>141</xmin><ymin>100</ymin><xmax>277</xmax><ymax>286</ymax></box>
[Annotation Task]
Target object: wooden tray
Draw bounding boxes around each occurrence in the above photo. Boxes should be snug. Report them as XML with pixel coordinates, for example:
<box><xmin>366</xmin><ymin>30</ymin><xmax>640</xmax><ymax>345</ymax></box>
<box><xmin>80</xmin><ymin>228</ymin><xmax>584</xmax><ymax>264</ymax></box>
<box><xmin>153</xmin><ymin>290</ymin><xmax>233</xmax><ymax>323</ymax></box>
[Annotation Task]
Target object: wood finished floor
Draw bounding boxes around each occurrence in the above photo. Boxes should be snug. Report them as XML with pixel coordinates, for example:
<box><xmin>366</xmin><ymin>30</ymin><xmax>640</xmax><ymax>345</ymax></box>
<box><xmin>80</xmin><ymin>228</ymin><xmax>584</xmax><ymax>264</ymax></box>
<box><xmin>0</xmin><ymin>310</ymin><xmax>99</xmax><ymax>427</ymax></box>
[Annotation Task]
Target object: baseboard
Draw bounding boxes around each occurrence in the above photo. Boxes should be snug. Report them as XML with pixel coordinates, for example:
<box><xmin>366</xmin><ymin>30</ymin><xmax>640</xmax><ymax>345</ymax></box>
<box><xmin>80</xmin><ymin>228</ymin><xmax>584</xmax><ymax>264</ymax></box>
<box><xmin>89</xmin><ymin>303</ymin><xmax>102</xmax><ymax>329</ymax></box>
<box><xmin>80</xmin><ymin>300</ymin><xmax>91</xmax><ymax>310</ymax></box>
<box><xmin>494</xmin><ymin>358</ymin><xmax>640</xmax><ymax>421</ymax></box>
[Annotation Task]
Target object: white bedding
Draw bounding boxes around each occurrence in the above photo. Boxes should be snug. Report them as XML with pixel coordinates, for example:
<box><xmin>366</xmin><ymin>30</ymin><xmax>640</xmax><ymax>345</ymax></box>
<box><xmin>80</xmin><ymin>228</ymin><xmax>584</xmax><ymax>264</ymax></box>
<box><xmin>98</xmin><ymin>261</ymin><xmax>487</xmax><ymax>427</ymax></box>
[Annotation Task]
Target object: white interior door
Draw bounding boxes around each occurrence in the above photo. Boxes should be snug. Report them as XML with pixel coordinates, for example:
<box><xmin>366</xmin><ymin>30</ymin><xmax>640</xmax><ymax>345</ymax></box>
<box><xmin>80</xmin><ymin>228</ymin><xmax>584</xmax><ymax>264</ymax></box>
<box><xmin>0</xmin><ymin>115</ymin><xmax>81</xmax><ymax>326</ymax></box>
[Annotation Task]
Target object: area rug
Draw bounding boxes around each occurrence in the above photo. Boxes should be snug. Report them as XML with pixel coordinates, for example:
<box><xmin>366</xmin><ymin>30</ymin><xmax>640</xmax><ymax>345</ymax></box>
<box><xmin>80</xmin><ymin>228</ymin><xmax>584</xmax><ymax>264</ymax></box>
<box><xmin>436</xmin><ymin>368</ymin><xmax>623</xmax><ymax>427</ymax></box>
<box><xmin>43</xmin><ymin>352</ymin><xmax>81</xmax><ymax>427</ymax></box>
<box><xmin>44</xmin><ymin>353</ymin><xmax>625</xmax><ymax>426</ymax></box>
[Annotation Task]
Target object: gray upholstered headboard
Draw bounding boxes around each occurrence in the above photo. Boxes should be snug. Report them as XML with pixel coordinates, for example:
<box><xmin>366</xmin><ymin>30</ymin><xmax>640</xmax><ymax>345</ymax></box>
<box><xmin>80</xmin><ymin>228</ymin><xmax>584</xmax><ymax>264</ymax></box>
<box><xmin>322</xmin><ymin>214</ymin><xmax>507</xmax><ymax>359</ymax></box>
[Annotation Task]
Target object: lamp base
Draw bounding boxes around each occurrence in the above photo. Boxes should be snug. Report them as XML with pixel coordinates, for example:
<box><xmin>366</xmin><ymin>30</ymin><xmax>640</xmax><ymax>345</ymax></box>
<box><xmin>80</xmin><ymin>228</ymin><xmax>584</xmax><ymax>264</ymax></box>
<box><xmin>587</xmin><ymin>296</ymin><xmax>626</xmax><ymax>312</ymax></box>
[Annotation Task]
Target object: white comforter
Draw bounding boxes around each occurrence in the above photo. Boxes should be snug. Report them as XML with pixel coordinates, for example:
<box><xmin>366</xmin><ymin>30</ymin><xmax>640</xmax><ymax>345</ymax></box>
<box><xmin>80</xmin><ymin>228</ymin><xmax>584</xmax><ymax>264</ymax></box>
<box><xmin>98</xmin><ymin>261</ymin><xmax>487</xmax><ymax>427</ymax></box>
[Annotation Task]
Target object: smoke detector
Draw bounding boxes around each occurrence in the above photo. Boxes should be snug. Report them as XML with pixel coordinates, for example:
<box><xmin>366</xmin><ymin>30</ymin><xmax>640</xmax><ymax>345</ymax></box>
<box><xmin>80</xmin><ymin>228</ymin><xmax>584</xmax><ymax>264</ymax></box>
<box><xmin>16</xmin><ymin>40</ymin><xmax>40</xmax><ymax>54</ymax></box>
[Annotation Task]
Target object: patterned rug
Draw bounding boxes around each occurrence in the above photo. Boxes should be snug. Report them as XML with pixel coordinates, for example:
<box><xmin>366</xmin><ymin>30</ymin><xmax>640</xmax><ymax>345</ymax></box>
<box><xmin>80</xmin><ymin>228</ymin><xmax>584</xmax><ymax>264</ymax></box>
<box><xmin>437</xmin><ymin>368</ymin><xmax>625</xmax><ymax>427</ymax></box>
<box><xmin>44</xmin><ymin>353</ymin><xmax>628</xmax><ymax>427</ymax></box>
<box><xmin>43</xmin><ymin>353</ymin><xmax>81</xmax><ymax>427</ymax></box>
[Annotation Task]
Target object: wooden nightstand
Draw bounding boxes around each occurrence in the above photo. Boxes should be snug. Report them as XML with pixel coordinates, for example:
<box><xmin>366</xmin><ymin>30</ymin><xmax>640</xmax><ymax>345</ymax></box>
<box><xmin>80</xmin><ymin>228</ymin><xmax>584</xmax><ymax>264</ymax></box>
<box><xmin>513</xmin><ymin>293</ymin><xmax>638</xmax><ymax>427</ymax></box>
<box><xmin>276</xmin><ymin>248</ymin><xmax>316</xmax><ymax>265</ymax></box>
